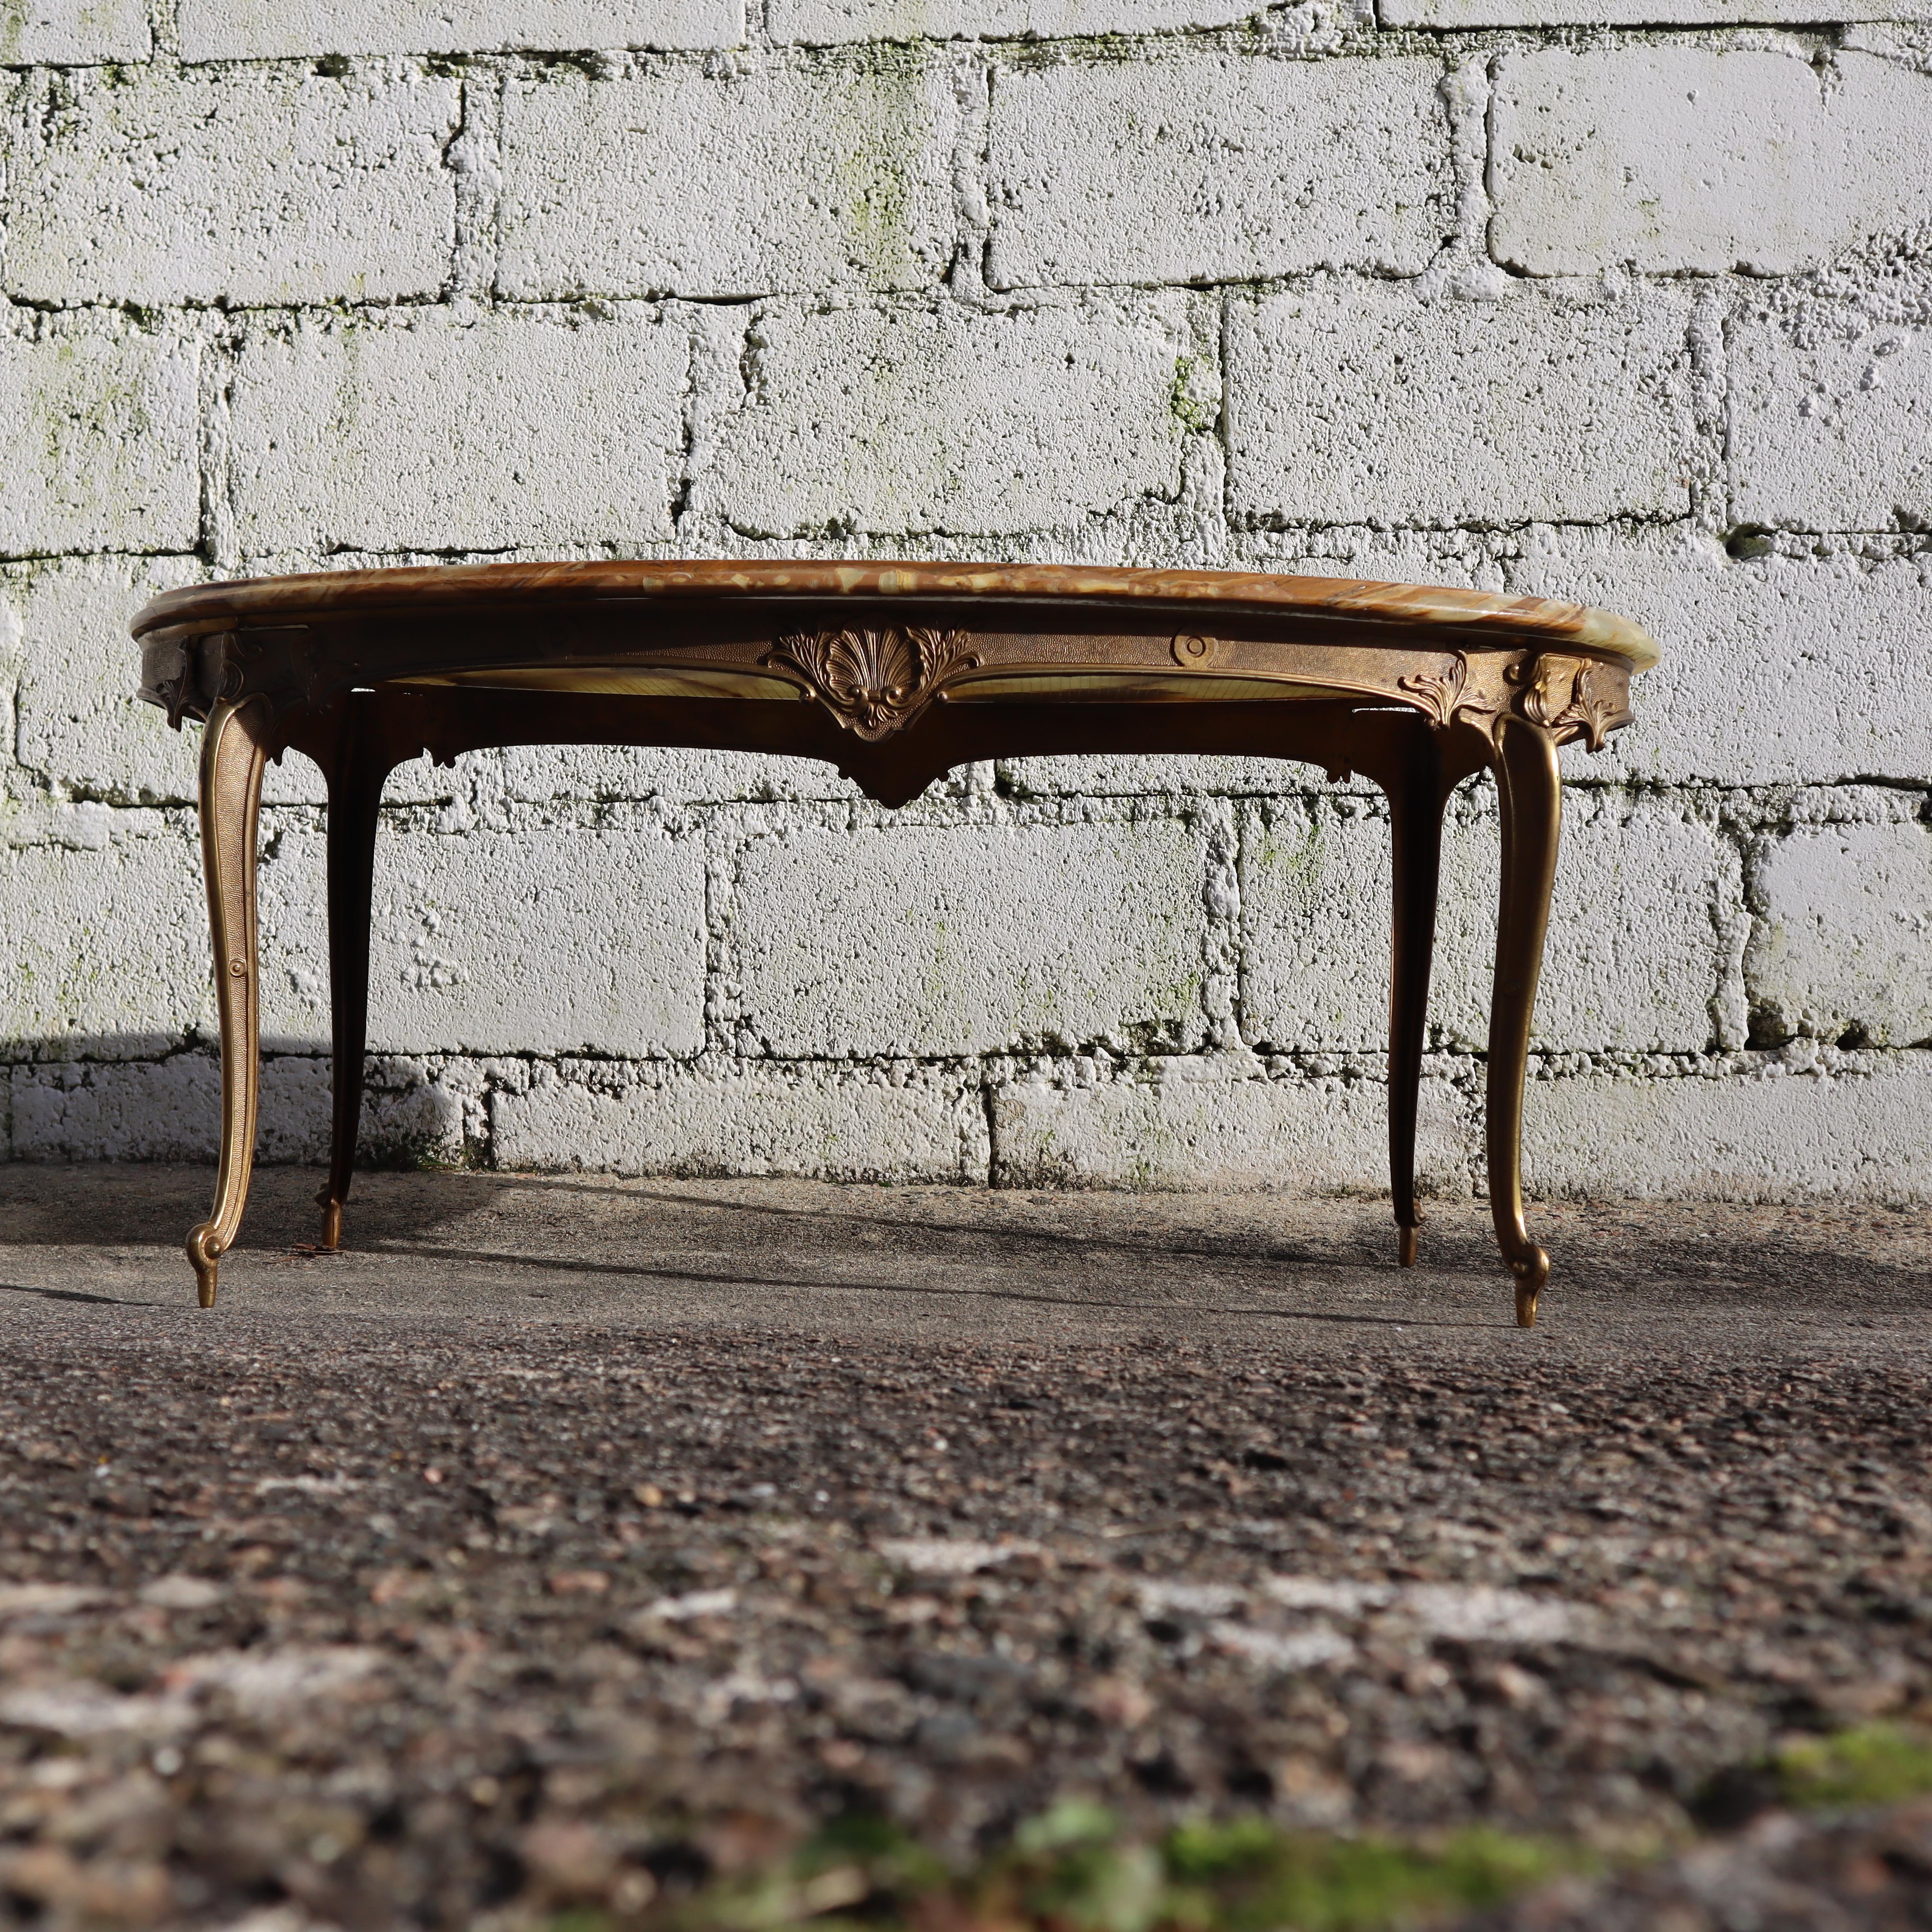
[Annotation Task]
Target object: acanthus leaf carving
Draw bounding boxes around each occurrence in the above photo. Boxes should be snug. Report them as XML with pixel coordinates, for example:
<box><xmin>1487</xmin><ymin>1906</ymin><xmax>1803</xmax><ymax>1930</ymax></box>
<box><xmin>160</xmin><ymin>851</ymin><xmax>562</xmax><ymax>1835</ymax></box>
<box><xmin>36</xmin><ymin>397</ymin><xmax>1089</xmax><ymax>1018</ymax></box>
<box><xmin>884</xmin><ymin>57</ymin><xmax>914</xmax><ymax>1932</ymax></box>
<box><xmin>149</xmin><ymin>638</ymin><xmax>194</xmax><ymax>730</ymax></box>
<box><xmin>1512</xmin><ymin>653</ymin><xmax>1631</xmax><ymax>753</ymax></box>
<box><xmin>768</xmin><ymin>625</ymin><xmax>980</xmax><ymax>740</ymax></box>
<box><xmin>1398</xmin><ymin>652</ymin><xmax>1504</xmax><ymax>739</ymax></box>
<box><xmin>1398</xmin><ymin>653</ymin><xmax>1465</xmax><ymax>729</ymax></box>
<box><xmin>149</xmin><ymin>630</ymin><xmax>239</xmax><ymax>731</ymax></box>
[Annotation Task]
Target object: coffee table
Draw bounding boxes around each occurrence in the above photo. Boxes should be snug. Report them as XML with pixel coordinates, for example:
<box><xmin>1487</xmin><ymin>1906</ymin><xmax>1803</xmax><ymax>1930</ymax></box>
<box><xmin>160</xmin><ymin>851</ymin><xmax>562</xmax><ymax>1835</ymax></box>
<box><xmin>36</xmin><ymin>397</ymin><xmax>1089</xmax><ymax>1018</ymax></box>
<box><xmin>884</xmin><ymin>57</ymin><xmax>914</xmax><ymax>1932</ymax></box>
<box><xmin>133</xmin><ymin>562</ymin><xmax>1656</xmax><ymax>1325</ymax></box>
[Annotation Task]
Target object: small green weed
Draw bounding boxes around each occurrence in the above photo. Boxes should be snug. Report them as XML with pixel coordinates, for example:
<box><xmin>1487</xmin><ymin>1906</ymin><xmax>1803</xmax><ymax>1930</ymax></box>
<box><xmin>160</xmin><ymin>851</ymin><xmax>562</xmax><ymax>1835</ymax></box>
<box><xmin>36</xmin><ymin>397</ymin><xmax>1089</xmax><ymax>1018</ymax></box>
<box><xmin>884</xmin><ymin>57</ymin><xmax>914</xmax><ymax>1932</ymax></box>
<box><xmin>1158</xmin><ymin>1820</ymin><xmax>1577</xmax><ymax>1932</ymax></box>
<box><xmin>635</xmin><ymin>1806</ymin><xmax>1587</xmax><ymax>1932</ymax></box>
<box><xmin>1776</xmin><ymin>1723</ymin><xmax>1932</xmax><ymax>1810</ymax></box>
<box><xmin>548</xmin><ymin>1723</ymin><xmax>1932</xmax><ymax>1932</ymax></box>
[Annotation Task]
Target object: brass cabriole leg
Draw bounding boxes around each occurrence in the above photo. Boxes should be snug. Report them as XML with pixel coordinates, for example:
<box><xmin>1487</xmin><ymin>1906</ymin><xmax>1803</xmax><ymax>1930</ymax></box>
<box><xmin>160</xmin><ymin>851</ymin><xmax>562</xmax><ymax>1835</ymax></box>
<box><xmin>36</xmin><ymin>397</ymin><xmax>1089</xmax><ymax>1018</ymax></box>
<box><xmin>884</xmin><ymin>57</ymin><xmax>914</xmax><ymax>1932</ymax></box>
<box><xmin>318</xmin><ymin>697</ymin><xmax>387</xmax><ymax>1253</ymax></box>
<box><xmin>1387</xmin><ymin>734</ymin><xmax>1447</xmax><ymax>1270</ymax></box>
<box><xmin>187</xmin><ymin>697</ymin><xmax>273</xmax><ymax>1307</ymax></box>
<box><xmin>1486</xmin><ymin>714</ymin><xmax>1563</xmax><ymax>1327</ymax></box>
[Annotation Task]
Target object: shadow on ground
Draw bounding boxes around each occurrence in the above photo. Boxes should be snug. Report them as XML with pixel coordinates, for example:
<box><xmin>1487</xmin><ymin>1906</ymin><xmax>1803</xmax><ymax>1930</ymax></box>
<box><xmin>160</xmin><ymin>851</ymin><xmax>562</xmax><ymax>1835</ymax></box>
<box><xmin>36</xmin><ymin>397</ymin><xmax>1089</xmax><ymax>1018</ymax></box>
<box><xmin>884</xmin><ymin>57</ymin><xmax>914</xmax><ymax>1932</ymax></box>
<box><xmin>0</xmin><ymin>1164</ymin><xmax>1927</xmax><ymax>1354</ymax></box>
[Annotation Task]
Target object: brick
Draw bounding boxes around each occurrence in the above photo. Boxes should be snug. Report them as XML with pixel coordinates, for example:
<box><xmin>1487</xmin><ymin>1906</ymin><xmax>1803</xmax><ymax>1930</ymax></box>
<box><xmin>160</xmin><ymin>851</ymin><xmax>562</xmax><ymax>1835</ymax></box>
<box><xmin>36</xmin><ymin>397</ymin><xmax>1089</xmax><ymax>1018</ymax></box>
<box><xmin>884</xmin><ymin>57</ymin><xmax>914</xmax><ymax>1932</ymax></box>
<box><xmin>0</xmin><ymin>318</ymin><xmax>199</xmax><ymax>557</ymax></box>
<box><xmin>991</xmin><ymin>1054</ymin><xmax>1472</xmax><ymax>1192</ymax></box>
<box><xmin>1240</xmin><ymin>789</ymin><xmax>1740</xmax><ymax>1058</ymax></box>
<box><xmin>1225</xmin><ymin>283</ymin><xmax>1693</xmax><ymax>527</ymax></box>
<box><xmin>1509</xmin><ymin>530</ymin><xmax>1932</xmax><ymax>788</ymax></box>
<box><xmin>1728</xmin><ymin>306</ymin><xmax>1932</xmax><ymax>532</ymax></box>
<box><xmin>1522</xmin><ymin>1055</ymin><xmax>1932</xmax><ymax>1201</ymax></box>
<box><xmin>771</xmin><ymin>0</ymin><xmax>1259</xmax><ymax>42</ymax></box>
<box><xmin>11</xmin><ymin>1055</ymin><xmax>311</xmax><ymax>1162</ymax></box>
<box><xmin>228</xmin><ymin>306</ymin><xmax>689</xmax><ymax>557</ymax></box>
<box><xmin>5</xmin><ymin>555</ymin><xmax>202</xmax><ymax>805</ymax></box>
<box><xmin>255</xmin><ymin>814</ymin><xmax>707</xmax><ymax>1058</ymax></box>
<box><xmin>987</xmin><ymin>54</ymin><xmax>1450</xmax><ymax>289</ymax></box>
<box><xmin>996</xmin><ymin>754</ymin><xmax>1305</xmax><ymax>800</ymax></box>
<box><xmin>1747</xmin><ymin>814</ymin><xmax>1932</xmax><ymax>1049</ymax></box>
<box><xmin>2</xmin><ymin>67</ymin><xmax>458</xmax><ymax>309</ymax></box>
<box><xmin>731</xmin><ymin>816</ymin><xmax>1209</xmax><ymax>1057</ymax></box>
<box><xmin>490</xmin><ymin>1060</ymin><xmax>986</xmax><ymax>1179</ymax></box>
<box><xmin>0</xmin><ymin>810</ymin><xmax>208</xmax><ymax>1057</ymax></box>
<box><xmin>500</xmin><ymin>745</ymin><xmax>868</xmax><ymax>806</ymax></box>
<box><xmin>0</xmin><ymin>0</ymin><xmax>150</xmax><ymax>62</ymax></box>
<box><xmin>1391</xmin><ymin>0</ymin><xmax>1930</xmax><ymax>22</ymax></box>
<box><xmin>7</xmin><ymin>1053</ymin><xmax>461</xmax><ymax>1164</ymax></box>
<box><xmin>1491</xmin><ymin>50</ymin><xmax>1932</xmax><ymax>277</ymax></box>
<box><xmin>708</xmin><ymin>297</ymin><xmax>1195</xmax><ymax>538</ymax></box>
<box><xmin>499</xmin><ymin>60</ymin><xmax>954</xmax><ymax>301</ymax></box>
<box><xmin>177</xmin><ymin>0</ymin><xmax>741</xmax><ymax>60</ymax></box>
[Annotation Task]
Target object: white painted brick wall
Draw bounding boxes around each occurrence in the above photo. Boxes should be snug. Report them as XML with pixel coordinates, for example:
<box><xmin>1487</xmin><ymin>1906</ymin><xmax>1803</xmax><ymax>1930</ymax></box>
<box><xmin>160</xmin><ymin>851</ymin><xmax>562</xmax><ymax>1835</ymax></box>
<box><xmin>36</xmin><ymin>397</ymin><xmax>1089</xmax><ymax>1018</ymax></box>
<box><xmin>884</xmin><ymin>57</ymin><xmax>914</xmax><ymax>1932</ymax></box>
<box><xmin>2</xmin><ymin>67</ymin><xmax>460</xmax><ymax>307</ymax></box>
<box><xmin>1728</xmin><ymin>303</ymin><xmax>1932</xmax><ymax>533</ymax></box>
<box><xmin>730</xmin><ymin>816</ymin><xmax>1210</xmax><ymax>1056</ymax></box>
<box><xmin>1509</xmin><ymin>532</ymin><xmax>1932</xmax><ymax>788</ymax></box>
<box><xmin>992</xmin><ymin>1055</ymin><xmax>1473</xmax><ymax>1194</ymax></box>
<box><xmin>1240</xmin><ymin>788</ymin><xmax>1744</xmax><ymax>1057</ymax></box>
<box><xmin>769</xmin><ymin>0</ymin><xmax>1257</xmax><ymax>42</ymax></box>
<box><xmin>177</xmin><ymin>0</ymin><xmax>744</xmax><ymax>60</ymax></box>
<box><xmin>1225</xmin><ymin>284</ymin><xmax>1695</xmax><ymax>527</ymax></box>
<box><xmin>706</xmin><ymin>296</ymin><xmax>1197</xmax><ymax>537</ymax></box>
<box><xmin>229</xmin><ymin>307</ymin><xmax>690</xmax><ymax>555</ymax></box>
<box><xmin>256</xmin><ymin>814</ymin><xmax>709</xmax><ymax>1058</ymax></box>
<box><xmin>11</xmin><ymin>1053</ymin><xmax>457</xmax><ymax>1163</ymax></box>
<box><xmin>491</xmin><ymin>1060</ymin><xmax>986</xmax><ymax>1180</ymax></box>
<box><xmin>985</xmin><ymin>54</ymin><xmax>1451</xmax><ymax>288</ymax></box>
<box><xmin>1</xmin><ymin>10</ymin><xmax>1925</xmax><ymax>1201</ymax></box>
<box><xmin>1747</xmin><ymin>812</ymin><xmax>1932</xmax><ymax>1049</ymax></box>
<box><xmin>5</xmin><ymin>556</ymin><xmax>202</xmax><ymax>805</ymax></box>
<box><xmin>0</xmin><ymin>810</ymin><xmax>209</xmax><ymax>1054</ymax></box>
<box><xmin>498</xmin><ymin>60</ymin><xmax>957</xmax><ymax>300</ymax></box>
<box><xmin>0</xmin><ymin>0</ymin><xmax>151</xmax><ymax>62</ymax></box>
<box><xmin>1491</xmin><ymin>50</ymin><xmax>1932</xmax><ymax>276</ymax></box>
<box><xmin>0</xmin><ymin>319</ymin><xmax>199</xmax><ymax>555</ymax></box>
<box><xmin>1395</xmin><ymin>0</ymin><xmax>1930</xmax><ymax>21</ymax></box>
<box><xmin>1522</xmin><ymin>1055</ymin><xmax>1932</xmax><ymax>1202</ymax></box>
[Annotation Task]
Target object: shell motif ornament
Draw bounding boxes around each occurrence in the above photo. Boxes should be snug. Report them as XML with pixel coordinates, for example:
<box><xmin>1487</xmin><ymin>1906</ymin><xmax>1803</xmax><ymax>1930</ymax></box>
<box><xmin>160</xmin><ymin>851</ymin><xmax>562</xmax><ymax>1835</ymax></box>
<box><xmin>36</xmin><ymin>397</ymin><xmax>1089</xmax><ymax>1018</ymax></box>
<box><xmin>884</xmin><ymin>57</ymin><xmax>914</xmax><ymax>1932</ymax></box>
<box><xmin>768</xmin><ymin>625</ymin><xmax>981</xmax><ymax>740</ymax></box>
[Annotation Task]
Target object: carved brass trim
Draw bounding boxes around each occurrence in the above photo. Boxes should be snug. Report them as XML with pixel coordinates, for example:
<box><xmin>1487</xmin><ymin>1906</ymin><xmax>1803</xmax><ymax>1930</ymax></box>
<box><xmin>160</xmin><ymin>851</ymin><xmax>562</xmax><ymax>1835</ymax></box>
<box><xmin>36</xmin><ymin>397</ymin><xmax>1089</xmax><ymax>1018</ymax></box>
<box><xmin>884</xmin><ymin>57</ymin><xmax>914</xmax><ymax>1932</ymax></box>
<box><xmin>148</xmin><ymin>630</ymin><xmax>233</xmax><ymax>730</ymax></box>
<box><xmin>1397</xmin><ymin>652</ymin><xmax>1504</xmax><ymax>739</ymax></box>
<box><xmin>1511</xmin><ymin>653</ymin><xmax>1631</xmax><ymax>752</ymax></box>
<box><xmin>150</xmin><ymin>637</ymin><xmax>195</xmax><ymax>728</ymax></box>
<box><xmin>767</xmin><ymin>626</ymin><xmax>981</xmax><ymax>740</ymax></box>
<box><xmin>1398</xmin><ymin>653</ymin><xmax>1466</xmax><ymax>728</ymax></box>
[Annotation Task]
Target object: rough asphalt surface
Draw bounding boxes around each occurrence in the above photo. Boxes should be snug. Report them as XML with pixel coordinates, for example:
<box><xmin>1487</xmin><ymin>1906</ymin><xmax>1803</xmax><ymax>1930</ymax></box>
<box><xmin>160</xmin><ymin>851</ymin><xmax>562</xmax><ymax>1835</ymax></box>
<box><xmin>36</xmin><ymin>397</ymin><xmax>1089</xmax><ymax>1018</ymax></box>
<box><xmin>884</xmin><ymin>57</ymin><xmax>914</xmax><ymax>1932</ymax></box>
<box><xmin>0</xmin><ymin>1165</ymin><xmax>1929</xmax><ymax>1930</ymax></box>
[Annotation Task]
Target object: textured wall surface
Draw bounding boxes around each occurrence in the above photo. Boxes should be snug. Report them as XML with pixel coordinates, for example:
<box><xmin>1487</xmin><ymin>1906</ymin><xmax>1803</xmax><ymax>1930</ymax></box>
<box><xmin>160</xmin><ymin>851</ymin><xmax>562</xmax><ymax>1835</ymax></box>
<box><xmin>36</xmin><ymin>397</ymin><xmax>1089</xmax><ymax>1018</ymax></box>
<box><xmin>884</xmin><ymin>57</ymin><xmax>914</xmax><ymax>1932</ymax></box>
<box><xmin>2</xmin><ymin>1</ymin><xmax>1930</xmax><ymax>1199</ymax></box>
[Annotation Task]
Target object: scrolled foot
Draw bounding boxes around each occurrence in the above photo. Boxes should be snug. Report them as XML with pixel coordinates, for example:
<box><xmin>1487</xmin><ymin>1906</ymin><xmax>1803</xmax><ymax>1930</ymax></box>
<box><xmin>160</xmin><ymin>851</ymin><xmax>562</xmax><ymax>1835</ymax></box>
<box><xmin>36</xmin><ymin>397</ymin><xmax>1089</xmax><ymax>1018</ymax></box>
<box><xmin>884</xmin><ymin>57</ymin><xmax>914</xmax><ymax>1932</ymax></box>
<box><xmin>1398</xmin><ymin>1225</ymin><xmax>1419</xmax><ymax>1268</ymax></box>
<box><xmin>1511</xmin><ymin>1247</ymin><xmax>1549</xmax><ymax>1328</ymax></box>
<box><xmin>317</xmin><ymin>1191</ymin><xmax>343</xmax><ymax>1252</ymax></box>
<box><xmin>186</xmin><ymin>1224</ymin><xmax>222</xmax><ymax>1309</ymax></box>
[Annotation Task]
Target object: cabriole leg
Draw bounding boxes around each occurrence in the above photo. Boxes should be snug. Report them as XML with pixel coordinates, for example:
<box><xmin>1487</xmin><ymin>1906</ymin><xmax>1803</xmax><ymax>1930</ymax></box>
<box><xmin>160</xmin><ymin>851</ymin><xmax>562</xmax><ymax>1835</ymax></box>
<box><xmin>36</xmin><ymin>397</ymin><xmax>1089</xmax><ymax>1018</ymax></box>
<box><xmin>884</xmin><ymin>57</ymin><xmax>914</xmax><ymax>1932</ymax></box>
<box><xmin>318</xmin><ymin>697</ymin><xmax>387</xmax><ymax>1252</ymax></box>
<box><xmin>187</xmin><ymin>697</ymin><xmax>273</xmax><ymax>1308</ymax></box>
<box><xmin>1387</xmin><ymin>739</ymin><xmax>1448</xmax><ymax>1270</ymax></box>
<box><xmin>1485</xmin><ymin>715</ymin><xmax>1563</xmax><ymax>1327</ymax></box>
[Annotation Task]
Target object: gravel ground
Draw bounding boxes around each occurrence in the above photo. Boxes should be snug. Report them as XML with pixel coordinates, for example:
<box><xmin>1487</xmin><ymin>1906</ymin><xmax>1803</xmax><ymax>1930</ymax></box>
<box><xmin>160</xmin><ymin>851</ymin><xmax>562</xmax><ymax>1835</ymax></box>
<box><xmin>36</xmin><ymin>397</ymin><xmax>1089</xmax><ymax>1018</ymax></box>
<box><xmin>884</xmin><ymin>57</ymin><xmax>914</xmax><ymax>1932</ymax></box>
<box><xmin>0</xmin><ymin>1167</ymin><xmax>1928</xmax><ymax>1930</ymax></box>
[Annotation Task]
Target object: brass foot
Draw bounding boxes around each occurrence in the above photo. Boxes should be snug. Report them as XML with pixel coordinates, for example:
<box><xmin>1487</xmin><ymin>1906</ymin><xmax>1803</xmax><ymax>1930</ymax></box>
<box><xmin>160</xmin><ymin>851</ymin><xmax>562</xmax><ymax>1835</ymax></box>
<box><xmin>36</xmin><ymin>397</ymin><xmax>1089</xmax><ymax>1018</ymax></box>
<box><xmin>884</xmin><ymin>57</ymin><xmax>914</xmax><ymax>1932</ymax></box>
<box><xmin>1398</xmin><ymin>1225</ymin><xmax>1419</xmax><ymax>1268</ymax></box>
<box><xmin>1512</xmin><ymin>1247</ymin><xmax>1550</xmax><ymax>1328</ymax></box>
<box><xmin>187</xmin><ymin>1224</ymin><xmax>221</xmax><ymax>1309</ymax></box>
<box><xmin>318</xmin><ymin>1193</ymin><xmax>343</xmax><ymax>1251</ymax></box>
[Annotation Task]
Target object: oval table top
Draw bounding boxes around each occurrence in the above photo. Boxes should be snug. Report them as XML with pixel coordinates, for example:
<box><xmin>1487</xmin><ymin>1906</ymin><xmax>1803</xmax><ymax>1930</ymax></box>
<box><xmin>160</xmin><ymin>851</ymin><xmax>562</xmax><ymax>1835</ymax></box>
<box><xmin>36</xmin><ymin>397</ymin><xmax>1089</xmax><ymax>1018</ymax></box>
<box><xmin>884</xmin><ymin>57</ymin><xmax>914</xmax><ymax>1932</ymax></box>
<box><xmin>131</xmin><ymin>559</ymin><xmax>1661</xmax><ymax>671</ymax></box>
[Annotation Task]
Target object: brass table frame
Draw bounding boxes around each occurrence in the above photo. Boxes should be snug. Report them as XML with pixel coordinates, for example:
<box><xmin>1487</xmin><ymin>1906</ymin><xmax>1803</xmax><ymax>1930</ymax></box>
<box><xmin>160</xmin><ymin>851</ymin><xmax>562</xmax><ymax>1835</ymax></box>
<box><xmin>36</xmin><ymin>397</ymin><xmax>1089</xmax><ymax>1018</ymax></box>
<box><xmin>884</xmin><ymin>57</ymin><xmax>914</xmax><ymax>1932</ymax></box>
<box><xmin>133</xmin><ymin>561</ymin><xmax>1656</xmax><ymax>1326</ymax></box>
